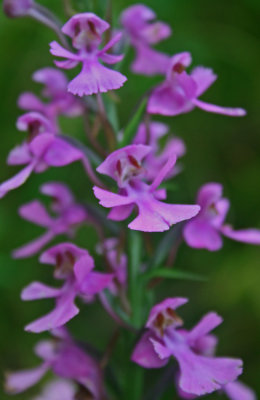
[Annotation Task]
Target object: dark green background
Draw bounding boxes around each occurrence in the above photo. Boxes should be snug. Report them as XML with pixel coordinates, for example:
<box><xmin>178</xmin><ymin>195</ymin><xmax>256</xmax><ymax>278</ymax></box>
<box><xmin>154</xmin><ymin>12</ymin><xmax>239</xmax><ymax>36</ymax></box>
<box><xmin>0</xmin><ymin>0</ymin><xmax>259</xmax><ymax>399</ymax></box>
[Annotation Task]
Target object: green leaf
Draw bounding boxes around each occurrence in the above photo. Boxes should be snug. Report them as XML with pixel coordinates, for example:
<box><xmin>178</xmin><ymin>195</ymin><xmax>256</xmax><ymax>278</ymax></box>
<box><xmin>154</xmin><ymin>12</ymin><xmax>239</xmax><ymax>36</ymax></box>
<box><xmin>148</xmin><ymin>224</ymin><xmax>183</xmax><ymax>270</ymax></box>
<box><xmin>118</xmin><ymin>98</ymin><xmax>147</xmax><ymax>148</ymax></box>
<box><xmin>143</xmin><ymin>267</ymin><xmax>207</xmax><ymax>282</ymax></box>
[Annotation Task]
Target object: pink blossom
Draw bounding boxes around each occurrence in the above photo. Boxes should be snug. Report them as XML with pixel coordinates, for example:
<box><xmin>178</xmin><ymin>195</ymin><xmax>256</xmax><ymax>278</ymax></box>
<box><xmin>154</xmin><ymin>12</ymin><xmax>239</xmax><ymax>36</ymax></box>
<box><xmin>13</xmin><ymin>182</ymin><xmax>87</xmax><ymax>258</ymax></box>
<box><xmin>3</xmin><ymin>0</ymin><xmax>33</xmax><ymax>17</ymax></box>
<box><xmin>175</xmin><ymin>313</ymin><xmax>256</xmax><ymax>400</ymax></box>
<box><xmin>18</xmin><ymin>67</ymin><xmax>83</xmax><ymax>129</ymax></box>
<box><xmin>132</xmin><ymin>298</ymin><xmax>243</xmax><ymax>396</ymax></box>
<box><xmin>183</xmin><ymin>183</ymin><xmax>260</xmax><ymax>251</ymax></box>
<box><xmin>121</xmin><ymin>4</ymin><xmax>171</xmax><ymax>75</ymax></box>
<box><xmin>50</xmin><ymin>13</ymin><xmax>127</xmax><ymax>96</ymax></box>
<box><xmin>147</xmin><ymin>52</ymin><xmax>246</xmax><ymax>117</ymax></box>
<box><xmin>21</xmin><ymin>243</ymin><xmax>113</xmax><ymax>332</ymax></box>
<box><xmin>5</xmin><ymin>329</ymin><xmax>104</xmax><ymax>399</ymax></box>
<box><xmin>93</xmin><ymin>145</ymin><xmax>199</xmax><ymax>232</ymax></box>
<box><xmin>0</xmin><ymin>112</ymin><xmax>83</xmax><ymax>198</ymax></box>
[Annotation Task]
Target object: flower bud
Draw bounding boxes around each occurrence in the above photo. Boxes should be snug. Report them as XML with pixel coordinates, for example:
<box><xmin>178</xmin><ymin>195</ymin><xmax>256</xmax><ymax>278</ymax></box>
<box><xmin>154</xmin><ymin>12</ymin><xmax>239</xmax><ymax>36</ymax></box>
<box><xmin>3</xmin><ymin>0</ymin><xmax>34</xmax><ymax>18</ymax></box>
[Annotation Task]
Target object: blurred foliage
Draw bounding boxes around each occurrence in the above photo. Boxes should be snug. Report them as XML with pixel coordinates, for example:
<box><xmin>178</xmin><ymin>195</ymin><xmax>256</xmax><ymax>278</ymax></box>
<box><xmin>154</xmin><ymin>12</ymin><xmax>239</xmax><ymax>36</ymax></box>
<box><xmin>0</xmin><ymin>0</ymin><xmax>259</xmax><ymax>399</ymax></box>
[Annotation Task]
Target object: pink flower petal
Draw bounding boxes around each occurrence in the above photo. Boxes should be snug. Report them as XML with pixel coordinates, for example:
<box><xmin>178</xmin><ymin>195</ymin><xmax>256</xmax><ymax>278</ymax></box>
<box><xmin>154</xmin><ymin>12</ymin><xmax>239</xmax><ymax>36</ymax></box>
<box><xmin>21</xmin><ymin>282</ymin><xmax>62</xmax><ymax>300</ymax></box>
<box><xmin>221</xmin><ymin>226</ymin><xmax>260</xmax><ymax>245</ymax></box>
<box><xmin>12</xmin><ymin>231</ymin><xmax>55</xmax><ymax>259</ymax></box>
<box><xmin>43</xmin><ymin>138</ymin><xmax>82</xmax><ymax>167</ymax></box>
<box><xmin>224</xmin><ymin>381</ymin><xmax>256</xmax><ymax>400</ymax></box>
<box><xmin>18</xmin><ymin>200</ymin><xmax>53</xmax><ymax>227</ymax></box>
<box><xmin>0</xmin><ymin>162</ymin><xmax>35</xmax><ymax>198</ymax></box>
<box><xmin>67</xmin><ymin>60</ymin><xmax>127</xmax><ymax>97</ymax></box>
<box><xmin>191</xmin><ymin>67</ymin><xmax>217</xmax><ymax>97</ymax></box>
<box><xmin>193</xmin><ymin>99</ymin><xmax>246</xmax><ymax>117</ymax></box>
<box><xmin>25</xmin><ymin>292</ymin><xmax>79</xmax><ymax>333</ymax></box>
<box><xmin>183</xmin><ymin>219</ymin><xmax>223</xmax><ymax>251</ymax></box>
<box><xmin>5</xmin><ymin>365</ymin><xmax>48</xmax><ymax>394</ymax></box>
<box><xmin>187</xmin><ymin>312</ymin><xmax>223</xmax><ymax>344</ymax></box>
<box><xmin>131</xmin><ymin>331</ymin><xmax>169</xmax><ymax>368</ymax></box>
<box><xmin>93</xmin><ymin>186</ymin><xmax>133</xmax><ymax>208</ymax></box>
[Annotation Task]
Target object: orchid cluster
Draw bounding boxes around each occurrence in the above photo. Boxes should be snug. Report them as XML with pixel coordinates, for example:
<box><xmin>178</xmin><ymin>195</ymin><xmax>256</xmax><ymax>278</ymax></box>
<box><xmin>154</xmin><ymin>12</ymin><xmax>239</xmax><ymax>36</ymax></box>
<box><xmin>2</xmin><ymin>1</ymin><xmax>259</xmax><ymax>400</ymax></box>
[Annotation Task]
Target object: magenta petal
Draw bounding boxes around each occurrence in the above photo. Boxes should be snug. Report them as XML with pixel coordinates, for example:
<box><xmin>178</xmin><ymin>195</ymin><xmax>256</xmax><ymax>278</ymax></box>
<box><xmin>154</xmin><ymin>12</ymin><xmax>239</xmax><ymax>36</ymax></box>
<box><xmin>149</xmin><ymin>154</ymin><xmax>177</xmax><ymax>191</ymax></box>
<box><xmin>93</xmin><ymin>186</ymin><xmax>133</xmax><ymax>208</ymax></box>
<box><xmin>62</xmin><ymin>13</ymin><xmax>109</xmax><ymax>38</ymax></box>
<box><xmin>40</xmin><ymin>243</ymin><xmax>87</xmax><ymax>265</ymax></box>
<box><xmin>183</xmin><ymin>219</ymin><xmax>223</xmax><ymax>251</ymax></box>
<box><xmin>131</xmin><ymin>331</ymin><xmax>169</xmax><ymax>368</ymax></box>
<box><xmin>132</xmin><ymin>44</ymin><xmax>170</xmax><ymax>76</ymax></box>
<box><xmin>141</xmin><ymin>21</ymin><xmax>171</xmax><ymax>44</ymax></box>
<box><xmin>150</xmin><ymin>338</ymin><xmax>173</xmax><ymax>360</ymax></box>
<box><xmin>146</xmin><ymin>298</ymin><xmax>188</xmax><ymax>328</ymax></box>
<box><xmin>54</xmin><ymin>59</ymin><xmax>79</xmax><ymax>70</ymax></box>
<box><xmin>7</xmin><ymin>142</ymin><xmax>32</xmax><ymax>166</ymax></box>
<box><xmin>49</xmin><ymin>41</ymin><xmax>80</xmax><ymax>61</ymax></box>
<box><xmin>193</xmin><ymin>99</ymin><xmax>246</xmax><ymax>117</ymax></box>
<box><xmin>18</xmin><ymin>92</ymin><xmax>44</xmax><ymax>113</ymax></box>
<box><xmin>33</xmin><ymin>379</ymin><xmax>76</xmax><ymax>400</ymax></box>
<box><xmin>224</xmin><ymin>381</ymin><xmax>256</xmax><ymax>400</ymax></box>
<box><xmin>197</xmin><ymin>182</ymin><xmax>223</xmax><ymax>208</ymax></box>
<box><xmin>129</xmin><ymin>199</ymin><xmax>200</xmax><ymax>232</ymax></box>
<box><xmin>0</xmin><ymin>162</ymin><xmax>35</xmax><ymax>198</ymax></box>
<box><xmin>96</xmin><ymin>144</ymin><xmax>151</xmax><ymax>179</ymax></box>
<box><xmin>98</xmin><ymin>32</ymin><xmax>123</xmax><ymax>55</ymax></box>
<box><xmin>34</xmin><ymin>340</ymin><xmax>57</xmax><ymax>361</ymax></box>
<box><xmin>176</xmin><ymin>351</ymin><xmax>243</xmax><ymax>396</ymax></box>
<box><xmin>221</xmin><ymin>226</ymin><xmax>260</xmax><ymax>245</ymax></box>
<box><xmin>67</xmin><ymin>61</ymin><xmax>127</xmax><ymax>97</ymax></box>
<box><xmin>79</xmin><ymin>272</ymin><xmax>113</xmax><ymax>296</ymax></box>
<box><xmin>12</xmin><ymin>231</ymin><xmax>55</xmax><ymax>259</ymax></box>
<box><xmin>108</xmin><ymin>204</ymin><xmax>134</xmax><ymax>221</ymax></box>
<box><xmin>73</xmin><ymin>254</ymin><xmax>95</xmax><ymax>283</ymax></box>
<box><xmin>99</xmin><ymin>52</ymin><xmax>124</xmax><ymax>64</ymax></box>
<box><xmin>21</xmin><ymin>282</ymin><xmax>62</xmax><ymax>300</ymax></box>
<box><xmin>187</xmin><ymin>312</ymin><xmax>223</xmax><ymax>344</ymax></box>
<box><xmin>147</xmin><ymin>83</ymin><xmax>193</xmax><ymax>116</ymax></box>
<box><xmin>191</xmin><ymin>67</ymin><xmax>217</xmax><ymax>97</ymax></box>
<box><xmin>43</xmin><ymin>138</ymin><xmax>82</xmax><ymax>166</ymax></box>
<box><xmin>40</xmin><ymin>182</ymin><xmax>74</xmax><ymax>210</ymax></box>
<box><xmin>25</xmin><ymin>293</ymin><xmax>79</xmax><ymax>333</ymax></box>
<box><xmin>5</xmin><ymin>365</ymin><xmax>48</xmax><ymax>394</ymax></box>
<box><xmin>19</xmin><ymin>200</ymin><xmax>53</xmax><ymax>227</ymax></box>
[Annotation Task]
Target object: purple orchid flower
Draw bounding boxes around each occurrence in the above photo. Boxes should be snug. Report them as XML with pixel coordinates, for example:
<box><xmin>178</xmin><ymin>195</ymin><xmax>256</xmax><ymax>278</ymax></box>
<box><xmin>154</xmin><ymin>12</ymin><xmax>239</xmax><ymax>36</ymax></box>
<box><xmin>133</xmin><ymin>121</ymin><xmax>186</xmax><ymax>181</ymax></box>
<box><xmin>183</xmin><ymin>183</ymin><xmax>260</xmax><ymax>251</ymax></box>
<box><xmin>18</xmin><ymin>67</ymin><xmax>83</xmax><ymax>129</ymax></box>
<box><xmin>0</xmin><ymin>112</ymin><xmax>83</xmax><ymax>198</ymax></box>
<box><xmin>5</xmin><ymin>329</ymin><xmax>104</xmax><ymax>399</ymax></box>
<box><xmin>21</xmin><ymin>243</ymin><xmax>113</xmax><ymax>332</ymax></box>
<box><xmin>175</xmin><ymin>313</ymin><xmax>256</xmax><ymax>400</ymax></box>
<box><xmin>32</xmin><ymin>379</ymin><xmax>76</xmax><ymax>400</ymax></box>
<box><xmin>49</xmin><ymin>13</ymin><xmax>127</xmax><ymax>97</ymax></box>
<box><xmin>3</xmin><ymin>0</ymin><xmax>33</xmax><ymax>17</ymax></box>
<box><xmin>147</xmin><ymin>52</ymin><xmax>246</xmax><ymax>117</ymax></box>
<box><xmin>93</xmin><ymin>145</ymin><xmax>200</xmax><ymax>232</ymax></box>
<box><xmin>132</xmin><ymin>297</ymin><xmax>243</xmax><ymax>396</ymax></box>
<box><xmin>13</xmin><ymin>182</ymin><xmax>87</xmax><ymax>258</ymax></box>
<box><xmin>121</xmin><ymin>4</ymin><xmax>171</xmax><ymax>76</ymax></box>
